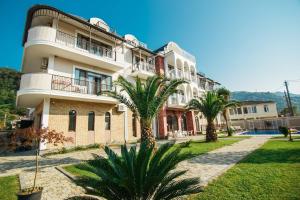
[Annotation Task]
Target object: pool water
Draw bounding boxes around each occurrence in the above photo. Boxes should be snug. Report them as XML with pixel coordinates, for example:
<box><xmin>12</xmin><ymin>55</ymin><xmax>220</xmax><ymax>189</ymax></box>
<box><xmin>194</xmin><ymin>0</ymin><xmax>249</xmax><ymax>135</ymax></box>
<box><xmin>242</xmin><ymin>130</ymin><xmax>300</xmax><ymax>135</ymax></box>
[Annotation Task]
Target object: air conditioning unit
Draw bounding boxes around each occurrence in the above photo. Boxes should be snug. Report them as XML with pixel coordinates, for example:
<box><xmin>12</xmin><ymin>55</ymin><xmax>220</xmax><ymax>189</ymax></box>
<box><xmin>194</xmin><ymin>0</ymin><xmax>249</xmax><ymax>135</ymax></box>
<box><xmin>117</xmin><ymin>104</ymin><xmax>127</xmax><ymax>112</ymax></box>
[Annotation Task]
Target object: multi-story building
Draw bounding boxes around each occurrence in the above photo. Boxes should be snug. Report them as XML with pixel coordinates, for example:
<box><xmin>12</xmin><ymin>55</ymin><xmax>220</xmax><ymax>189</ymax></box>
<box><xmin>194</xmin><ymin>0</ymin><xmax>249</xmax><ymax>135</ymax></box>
<box><xmin>228</xmin><ymin>101</ymin><xmax>278</xmax><ymax>121</ymax></box>
<box><xmin>154</xmin><ymin>42</ymin><xmax>220</xmax><ymax>138</ymax></box>
<box><xmin>17</xmin><ymin>5</ymin><xmax>220</xmax><ymax>150</ymax></box>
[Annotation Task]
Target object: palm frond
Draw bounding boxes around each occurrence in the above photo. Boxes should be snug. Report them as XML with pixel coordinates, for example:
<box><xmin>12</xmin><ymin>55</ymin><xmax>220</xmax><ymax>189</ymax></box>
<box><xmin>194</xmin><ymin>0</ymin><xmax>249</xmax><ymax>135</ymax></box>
<box><xmin>84</xmin><ymin>142</ymin><xmax>201</xmax><ymax>199</ymax></box>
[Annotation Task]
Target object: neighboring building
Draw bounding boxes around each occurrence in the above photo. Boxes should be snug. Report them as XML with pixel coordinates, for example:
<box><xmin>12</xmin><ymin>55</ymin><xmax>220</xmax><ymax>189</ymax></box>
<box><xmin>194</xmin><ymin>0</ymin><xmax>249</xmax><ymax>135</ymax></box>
<box><xmin>228</xmin><ymin>101</ymin><xmax>278</xmax><ymax>121</ymax></box>
<box><xmin>154</xmin><ymin>42</ymin><xmax>220</xmax><ymax>137</ymax></box>
<box><xmin>17</xmin><ymin>5</ymin><xmax>220</xmax><ymax>150</ymax></box>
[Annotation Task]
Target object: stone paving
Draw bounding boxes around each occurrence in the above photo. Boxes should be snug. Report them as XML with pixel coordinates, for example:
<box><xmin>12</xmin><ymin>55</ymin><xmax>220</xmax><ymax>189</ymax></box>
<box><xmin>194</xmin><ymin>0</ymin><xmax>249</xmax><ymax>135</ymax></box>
<box><xmin>178</xmin><ymin>136</ymin><xmax>270</xmax><ymax>186</ymax></box>
<box><xmin>19</xmin><ymin>167</ymin><xmax>85</xmax><ymax>200</ymax></box>
<box><xmin>0</xmin><ymin>135</ymin><xmax>268</xmax><ymax>200</ymax></box>
<box><xmin>0</xmin><ymin>135</ymin><xmax>205</xmax><ymax>176</ymax></box>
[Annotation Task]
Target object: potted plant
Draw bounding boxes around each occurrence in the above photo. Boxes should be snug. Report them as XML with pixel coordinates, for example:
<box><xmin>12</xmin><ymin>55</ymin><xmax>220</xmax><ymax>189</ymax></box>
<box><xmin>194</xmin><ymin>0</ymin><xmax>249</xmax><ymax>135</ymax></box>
<box><xmin>10</xmin><ymin>127</ymin><xmax>73</xmax><ymax>200</ymax></box>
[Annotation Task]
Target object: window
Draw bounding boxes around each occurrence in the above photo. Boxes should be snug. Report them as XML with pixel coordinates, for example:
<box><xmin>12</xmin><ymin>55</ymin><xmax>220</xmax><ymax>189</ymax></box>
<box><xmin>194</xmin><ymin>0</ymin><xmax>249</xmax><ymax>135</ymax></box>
<box><xmin>237</xmin><ymin>108</ymin><xmax>242</xmax><ymax>115</ymax></box>
<box><xmin>88</xmin><ymin>111</ymin><xmax>95</xmax><ymax>131</ymax></box>
<box><xmin>132</xmin><ymin>113</ymin><xmax>137</xmax><ymax>137</ymax></box>
<box><xmin>247</xmin><ymin>107</ymin><xmax>252</xmax><ymax>113</ymax></box>
<box><xmin>76</xmin><ymin>33</ymin><xmax>112</xmax><ymax>57</ymax></box>
<box><xmin>264</xmin><ymin>105</ymin><xmax>269</xmax><ymax>112</ymax></box>
<box><xmin>69</xmin><ymin>110</ymin><xmax>77</xmax><ymax>131</ymax></box>
<box><xmin>75</xmin><ymin>68</ymin><xmax>87</xmax><ymax>86</ymax></box>
<box><xmin>243</xmin><ymin>107</ymin><xmax>248</xmax><ymax>114</ymax></box>
<box><xmin>252</xmin><ymin>106</ymin><xmax>257</xmax><ymax>113</ymax></box>
<box><xmin>229</xmin><ymin>109</ymin><xmax>234</xmax><ymax>115</ymax></box>
<box><xmin>105</xmin><ymin>112</ymin><xmax>111</xmax><ymax>130</ymax></box>
<box><xmin>74</xmin><ymin>68</ymin><xmax>112</xmax><ymax>91</ymax></box>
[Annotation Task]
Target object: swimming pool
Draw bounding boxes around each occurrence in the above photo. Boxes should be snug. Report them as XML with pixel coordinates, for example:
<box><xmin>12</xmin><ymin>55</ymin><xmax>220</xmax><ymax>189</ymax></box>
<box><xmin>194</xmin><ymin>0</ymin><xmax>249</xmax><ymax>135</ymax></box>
<box><xmin>241</xmin><ymin>130</ymin><xmax>300</xmax><ymax>135</ymax></box>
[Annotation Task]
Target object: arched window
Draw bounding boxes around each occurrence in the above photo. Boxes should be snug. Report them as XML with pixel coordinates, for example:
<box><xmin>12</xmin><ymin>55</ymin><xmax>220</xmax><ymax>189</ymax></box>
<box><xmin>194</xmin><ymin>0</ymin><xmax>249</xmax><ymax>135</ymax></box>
<box><xmin>69</xmin><ymin>110</ymin><xmax>77</xmax><ymax>131</ymax></box>
<box><xmin>88</xmin><ymin>111</ymin><xmax>95</xmax><ymax>131</ymax></box>
<box><xmin>132</xmin><ymin>113</ymin><xmax>137</xmax><ymax>137</ymax></box>
<box><xmin>105</xmin><ymin>112</ymin><xmax>111</xmax><ymax>130</ymax></box>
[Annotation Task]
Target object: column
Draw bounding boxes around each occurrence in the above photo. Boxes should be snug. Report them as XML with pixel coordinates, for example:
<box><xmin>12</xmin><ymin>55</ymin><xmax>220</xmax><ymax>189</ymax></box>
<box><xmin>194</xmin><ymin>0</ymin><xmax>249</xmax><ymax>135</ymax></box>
<box><xmin>40</xmin><ymin>98</ymin><xmax>50</xmax><ymax>150</ymax></box>
<box><xmin>47</xmin><ymin>55</ymin><xmax>55</xmax><ymax>74</ymax></box>
<box><xmin>157</xmin><ymin>106</ymin><xmax>168</xmax><ymax>139</ymax></box>
<box><xmin>155</xmin><ymin>55</ymin><xmax>165</xmax><ymax>76</ymax></box>
<box><xmin>177</xmin><ymin>112</ymin><xmax>182</xmax><ymax>131</ymax></box>
<box><xmin>186</xmin><ymin>111</ymin><xmax>196</xmax><ymax>135</ymax></box>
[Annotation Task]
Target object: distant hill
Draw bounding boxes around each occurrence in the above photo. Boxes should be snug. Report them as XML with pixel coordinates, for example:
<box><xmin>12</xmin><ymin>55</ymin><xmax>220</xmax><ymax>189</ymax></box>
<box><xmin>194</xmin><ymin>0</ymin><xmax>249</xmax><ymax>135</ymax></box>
<box><xmin>0</xmin><ymin>67</ymin><xmax>26</xmax><ymax>129</ymax></box>
<box><xmin>231</xmin><ymin>91</ymin><xmax>300</xmax><ymax>114</ymax></box>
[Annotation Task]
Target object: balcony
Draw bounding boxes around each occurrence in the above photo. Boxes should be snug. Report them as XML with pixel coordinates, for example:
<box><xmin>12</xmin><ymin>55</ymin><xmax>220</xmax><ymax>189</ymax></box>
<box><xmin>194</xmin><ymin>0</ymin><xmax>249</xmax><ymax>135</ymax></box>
<box><xmin>167</xmin><ymin>94</ymin><xmax>186</xmax><ymax>109</ymax></box>
<box><xmin>131</xmin><ymin>62</ymin><xmax>155</xmax><ymax>79</ymax></box>
<box><xmin>17</xmin><ymin>73</ymin><xmax>117</xmax><ymax>107</ymax></box>
<box><xmin>25</xmin><ymin>26</ymin><xmax>125</xmax><ymax>71</ymax></box>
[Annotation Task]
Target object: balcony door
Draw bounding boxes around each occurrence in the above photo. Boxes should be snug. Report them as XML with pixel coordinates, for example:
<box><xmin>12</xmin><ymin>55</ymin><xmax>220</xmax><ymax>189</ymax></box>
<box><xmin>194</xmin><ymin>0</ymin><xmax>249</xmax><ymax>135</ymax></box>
<box><xmin>88</xmin><ymin>74</ymin><xmax>101</xmax><ymax>95</ymax></box>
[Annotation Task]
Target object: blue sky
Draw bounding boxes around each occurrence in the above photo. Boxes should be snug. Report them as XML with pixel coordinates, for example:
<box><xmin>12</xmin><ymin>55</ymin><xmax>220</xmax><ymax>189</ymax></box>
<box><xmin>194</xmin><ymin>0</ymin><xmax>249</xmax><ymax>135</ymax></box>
<box><xmin>1</xmin><ymin>0</ymin><xmax>300</xmax><ymax>93</ymax></box>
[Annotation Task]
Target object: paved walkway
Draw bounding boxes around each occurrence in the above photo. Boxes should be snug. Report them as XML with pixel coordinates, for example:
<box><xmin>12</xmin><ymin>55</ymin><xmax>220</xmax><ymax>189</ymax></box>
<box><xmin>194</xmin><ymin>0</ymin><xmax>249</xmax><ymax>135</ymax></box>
<box><xmin>178</xmin><ymin>136</ymin><xmax>270</xmax><ymax>186</ymax></box>
<box><xmin>0</xmin><ymin>135</ymin><xmax>268</xmax><ymax>199</ymax></box>
<box><xmin>0</xmin><ymin>135</ymin><xmax>205</xmax><ymax>176</ymax></box>
<box><xmin>19</xmin><ymin>167</ymin><xmax>85</xmax><ymax>200</ymax></box>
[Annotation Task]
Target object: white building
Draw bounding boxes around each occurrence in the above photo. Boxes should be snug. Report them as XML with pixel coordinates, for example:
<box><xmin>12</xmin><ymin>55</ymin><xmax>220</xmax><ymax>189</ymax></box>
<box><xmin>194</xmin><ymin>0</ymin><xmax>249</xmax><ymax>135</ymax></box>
<box><xmin>228</xmin><ymin>101</ymin><xmax>278</xmax><ymax>121</ymax></box>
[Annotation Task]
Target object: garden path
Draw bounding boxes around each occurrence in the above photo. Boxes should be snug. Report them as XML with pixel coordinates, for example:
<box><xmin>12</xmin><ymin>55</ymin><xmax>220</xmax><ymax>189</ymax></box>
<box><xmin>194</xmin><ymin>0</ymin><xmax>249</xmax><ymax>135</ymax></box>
<box><xmin>178</xmin><ymin>136</ymin><xmax>270</xmax><ymax>186</ymax></box>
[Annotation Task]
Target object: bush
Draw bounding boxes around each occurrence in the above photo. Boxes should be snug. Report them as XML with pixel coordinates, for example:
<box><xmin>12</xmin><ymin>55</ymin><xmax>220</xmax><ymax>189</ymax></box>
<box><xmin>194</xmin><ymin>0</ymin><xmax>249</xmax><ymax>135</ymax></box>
<box><xmin>180</xmin><ymin>140</ymin><xmax>191</xmax><ymax>148</ymax></box>
<box><xmin>80</xmin><ymin>142</ymin><xmax>202</xmax><ymax>199</ymax></box>
<box><xmin>278</xmin><ymin>126</ymin><xmax>289</xmax><ymax>137</ymax></box>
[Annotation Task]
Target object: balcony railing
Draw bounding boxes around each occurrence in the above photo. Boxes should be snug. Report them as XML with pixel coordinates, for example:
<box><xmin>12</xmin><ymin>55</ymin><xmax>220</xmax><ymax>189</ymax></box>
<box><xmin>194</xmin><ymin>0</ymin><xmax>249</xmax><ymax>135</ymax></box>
<box><xmin>177</xmin><ymin>70</ymin><xmax>183</xmax><ymax>78</ymax></box>
<box><xmin>178</xmin><ymin>94</ymin><xmax>186</xmax><ymax>104</ymax></box>
<box><xmin>51</xmin><ymin>75</ymin><xmax>113</xmax><ymax>95</ymax></box>
<box><xmin>55</xmin><ymin>30</ymin><xmax>116</xmax><ymax>61</ymax></box>
<box><xmin>132</xmin><ymin>62</ymin><xmax>155</xmax><ymax>73</ymax></box>
<box><xmin>168</xmin><ymin>95</ymin><xmax>178</xmax><ymax>105</ymax></box>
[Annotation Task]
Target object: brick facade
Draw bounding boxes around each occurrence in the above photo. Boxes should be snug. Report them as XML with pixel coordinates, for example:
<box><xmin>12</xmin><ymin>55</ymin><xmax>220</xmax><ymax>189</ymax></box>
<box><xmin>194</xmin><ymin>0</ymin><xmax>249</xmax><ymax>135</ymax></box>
<box><xmin>43</xmin><ymin>98</ymin><xmax>140</xmax><ymax>149</ymax></box>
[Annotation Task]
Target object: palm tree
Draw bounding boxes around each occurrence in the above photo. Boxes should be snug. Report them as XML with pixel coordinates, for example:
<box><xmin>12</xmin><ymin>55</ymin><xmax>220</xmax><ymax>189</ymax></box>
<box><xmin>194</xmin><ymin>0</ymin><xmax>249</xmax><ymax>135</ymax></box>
<box><xmin>186</xmin><ymin>91</ymin><xmax>223</xmax><ymax>142</ymax></box>
<box><xmin>106</xmin><ymin>75</ymin><xmax>186</xmax><ymax>146</ymax></box>
<box><xmin>217</xmin><ymin>87</ymin><xmax>239</xmax><ymax>136</ymax></box>
<box><xmin>78</xmin><ymin>142</ymin><xmax>202</xmax><ymax>200</ymax></box>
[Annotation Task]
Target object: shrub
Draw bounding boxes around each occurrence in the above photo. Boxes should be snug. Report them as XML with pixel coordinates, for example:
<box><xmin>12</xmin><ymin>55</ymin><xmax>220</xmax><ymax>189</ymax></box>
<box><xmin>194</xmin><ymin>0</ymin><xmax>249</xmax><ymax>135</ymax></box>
<box><xmin>278</xmin><ymin>126</ymin><xmax>289</xmax><ymax>137</ymax></box>
<box><xmin>180</xmin><ymin>140</ymin><xmax>192</xmax><ymax>148</ymax></box>
<box><xmin>78</xmin><ymin>142</ymin><xmax>202</xmax><ymax>199</ymax></box>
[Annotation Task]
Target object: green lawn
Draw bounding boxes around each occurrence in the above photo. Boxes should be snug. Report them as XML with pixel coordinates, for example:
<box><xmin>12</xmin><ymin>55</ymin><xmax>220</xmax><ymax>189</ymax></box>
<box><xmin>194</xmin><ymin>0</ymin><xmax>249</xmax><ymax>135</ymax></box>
<box><xmin>178</xmin><ymin>138</ymin><xmax>245</xmax><ymax>158</ymax></box>
<box><xmin>190</xmin><ymin>140</ymin><xmax>300</xmax><ymax>200</ymax></box>
<box><xmin>64</xmin><ymin>138</ymin><xmax>245</xmax><ymax>190</ymax></box>
<box><xmin>271</xmin><ymin>135</ymin><xmax>300</xmax><ymax>140</ymax></box>
<box><xmin>0</xmin><ymin>175</ymin><xmax>19</xmax><ymax>200</ymax></box>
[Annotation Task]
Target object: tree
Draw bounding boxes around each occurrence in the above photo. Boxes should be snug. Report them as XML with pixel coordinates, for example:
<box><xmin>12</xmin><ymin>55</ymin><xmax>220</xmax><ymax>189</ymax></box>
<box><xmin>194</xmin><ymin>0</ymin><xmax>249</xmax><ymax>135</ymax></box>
<box><xmin>10</xmin><ymin>128</ymin><xmax>73</xmax><ymax>198</ymax></box>
<box><xmin>106</xmin><ymin>75</ymin><xmax>186</xmax><ymax>146</ymax></box>
<box><xmin>216</xmin><ymin>87</ymin><xmax>239</xmax><ymax>136</ymax></box>
<box><xmin>0</xmin><ymin>67</ymin><xmax>26</xmax><ymax>129</ymax></box>
<box><xmin>78</xmin><ymin>142</ymin><xmax>202</xmax><ymax>200</ymax></box>
<box><xmin>187</xmin><ymin>91</ymin><xmax>223</xmax><ymax>142</ymax></box>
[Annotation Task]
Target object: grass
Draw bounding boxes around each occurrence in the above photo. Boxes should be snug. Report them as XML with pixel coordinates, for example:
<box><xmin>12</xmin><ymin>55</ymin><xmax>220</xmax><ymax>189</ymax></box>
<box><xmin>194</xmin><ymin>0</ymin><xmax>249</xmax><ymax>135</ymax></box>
<box><xmin>190</xmin><ymin>140</ymin><xmax>300</xmax><ymax>200</ymax></box>
<box><xmin>0</xmin><ymin>175</ymin><xmax>19</xmax><ymax>200</ymax></box>
<box><xmin>64</xmin><ymin>138</ymin><xmax>246</xmax><ymax>190</ymax></box>
<box><xmin>177</xmin><ymin>138</ymin><xmax>245</xmax><ymax>158</ymax></box>
<box><xmin>272</xmin><ymin>135</ymin><xmax>300</xmax><ymax>140</ymax></box>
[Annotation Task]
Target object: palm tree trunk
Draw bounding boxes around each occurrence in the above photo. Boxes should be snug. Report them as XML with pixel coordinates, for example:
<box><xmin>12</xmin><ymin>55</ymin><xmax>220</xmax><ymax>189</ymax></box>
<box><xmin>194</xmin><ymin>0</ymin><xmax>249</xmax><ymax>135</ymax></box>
<box><xmin>223</xmin><ymin>111</ymin><xmax>231</xmax><ymax>136</ymax></box>
<box><xmin>288</xmin><ymin>131</ymin><xmax>293</xmax><ymax>142</ymax></box>
<box><xmin>140</xmin><ymin>120</ymin><xmax>156</xmax><ymax>147</ymax></box>
<box><xmin>206</xmin><ymin>120</ymin><xmax>217</xmax><ymax>142</ymax></box>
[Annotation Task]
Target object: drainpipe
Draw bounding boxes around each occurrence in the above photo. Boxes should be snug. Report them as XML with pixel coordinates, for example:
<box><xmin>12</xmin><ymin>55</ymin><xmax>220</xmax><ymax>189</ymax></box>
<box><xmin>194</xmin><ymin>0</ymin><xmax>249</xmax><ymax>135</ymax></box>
<box><xmin>124</xmin><ymin>107</ymin><xmax>128</xmax><ymax>143</ymax></box>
